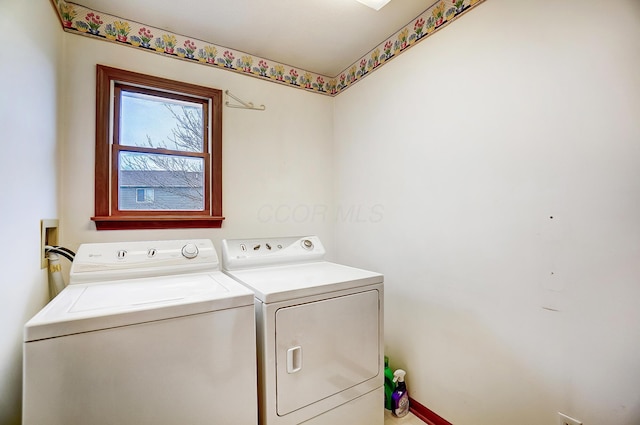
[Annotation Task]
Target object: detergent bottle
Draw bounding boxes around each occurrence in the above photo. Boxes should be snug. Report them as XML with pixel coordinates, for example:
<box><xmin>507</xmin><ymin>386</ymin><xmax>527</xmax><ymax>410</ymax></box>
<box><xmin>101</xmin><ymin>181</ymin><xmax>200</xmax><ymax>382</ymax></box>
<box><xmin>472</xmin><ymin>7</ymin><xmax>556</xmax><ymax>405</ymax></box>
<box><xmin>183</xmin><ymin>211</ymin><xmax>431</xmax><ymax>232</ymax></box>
<box><xmin>384</xmin><ymin>356</ymin><xmax>396</xmax><ymax>410</ymax></box>
<box><xmin>391</xmin><ymin>369</ymin><xmax>410</xmax><ymax>418</ymax></box>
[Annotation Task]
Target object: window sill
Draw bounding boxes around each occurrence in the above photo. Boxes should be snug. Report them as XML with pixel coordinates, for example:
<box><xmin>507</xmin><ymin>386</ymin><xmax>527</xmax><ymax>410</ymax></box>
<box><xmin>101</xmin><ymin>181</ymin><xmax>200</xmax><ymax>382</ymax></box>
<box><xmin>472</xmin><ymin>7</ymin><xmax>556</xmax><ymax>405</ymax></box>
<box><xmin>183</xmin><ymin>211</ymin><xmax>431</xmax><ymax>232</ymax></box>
<box><xmin>91</xmin><ymin>216</ymin><xmax>225</xmax><ymax>230</ymax></box>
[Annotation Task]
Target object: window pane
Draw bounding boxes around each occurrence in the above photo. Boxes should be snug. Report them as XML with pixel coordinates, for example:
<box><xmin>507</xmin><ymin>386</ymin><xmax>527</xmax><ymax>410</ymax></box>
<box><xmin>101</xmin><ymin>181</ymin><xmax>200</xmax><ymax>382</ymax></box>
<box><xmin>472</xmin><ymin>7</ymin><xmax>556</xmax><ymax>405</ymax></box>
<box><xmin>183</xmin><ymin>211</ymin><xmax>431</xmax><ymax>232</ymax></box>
<box><xmin>120</xmin><ymin>91</ymin><xmax>204</xmax><ymax>153</ymax></box>
<box><xmin>135</xmin><ymin>188</ymin><xmax>154</xmax><ymax>203</ymax></box>
<box><xmin>119</xmin><ymin>152</ymin><xmax>204</xmax><ymax>211</ymax></box>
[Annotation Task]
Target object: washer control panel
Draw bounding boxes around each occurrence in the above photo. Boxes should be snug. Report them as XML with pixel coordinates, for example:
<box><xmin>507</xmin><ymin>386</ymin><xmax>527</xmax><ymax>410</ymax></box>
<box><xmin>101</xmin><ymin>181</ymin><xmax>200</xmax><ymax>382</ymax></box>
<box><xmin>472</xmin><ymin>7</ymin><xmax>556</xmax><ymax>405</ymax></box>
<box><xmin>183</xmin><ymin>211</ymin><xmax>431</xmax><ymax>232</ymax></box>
<box><xmin>70</xmin><ymin>239</ymin><xmax>218</xmax><ymax>284</ymax></box>
<box><xmin>221</xmin><ymin>236</ymin><xmax>325</xmax><ymax>270</ymax></box>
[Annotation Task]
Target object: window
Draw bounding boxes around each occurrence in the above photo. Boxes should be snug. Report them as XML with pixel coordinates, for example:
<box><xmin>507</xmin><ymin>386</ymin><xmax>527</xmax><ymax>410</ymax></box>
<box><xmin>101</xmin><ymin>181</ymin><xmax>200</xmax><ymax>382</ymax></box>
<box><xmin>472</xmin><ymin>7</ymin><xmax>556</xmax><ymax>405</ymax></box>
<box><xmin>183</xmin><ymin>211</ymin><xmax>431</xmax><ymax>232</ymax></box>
<box><xmin>135</xmin><ymin>188</ymin><xmax>154</xmax><ymax>203</ymax></box>
<box><xmin>92</xmin><ymin>65</ymin><xmax>223</xmax><ymax>230</ymax></box>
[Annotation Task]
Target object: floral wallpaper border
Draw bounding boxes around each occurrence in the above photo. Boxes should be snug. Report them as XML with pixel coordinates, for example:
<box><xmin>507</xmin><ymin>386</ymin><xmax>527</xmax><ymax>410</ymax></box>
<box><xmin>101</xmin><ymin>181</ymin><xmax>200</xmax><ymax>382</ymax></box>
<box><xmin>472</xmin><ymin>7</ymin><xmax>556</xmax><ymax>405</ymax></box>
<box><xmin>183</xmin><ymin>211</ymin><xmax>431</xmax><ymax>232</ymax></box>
<box><xmin>53</xmin><ymin>0</ymin><xmax>485</xmax><ymax>96</ymax></box>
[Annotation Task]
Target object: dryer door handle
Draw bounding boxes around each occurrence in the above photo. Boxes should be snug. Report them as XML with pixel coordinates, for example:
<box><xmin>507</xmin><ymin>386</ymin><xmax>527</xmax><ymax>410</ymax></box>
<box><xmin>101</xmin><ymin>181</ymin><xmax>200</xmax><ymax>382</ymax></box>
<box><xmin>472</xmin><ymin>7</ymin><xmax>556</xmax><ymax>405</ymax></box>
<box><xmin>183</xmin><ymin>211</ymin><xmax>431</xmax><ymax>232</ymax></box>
<box><xmin>286</xmin><ymin>346</ymin><xmax>302</xmax><ymax>374</ymax></box>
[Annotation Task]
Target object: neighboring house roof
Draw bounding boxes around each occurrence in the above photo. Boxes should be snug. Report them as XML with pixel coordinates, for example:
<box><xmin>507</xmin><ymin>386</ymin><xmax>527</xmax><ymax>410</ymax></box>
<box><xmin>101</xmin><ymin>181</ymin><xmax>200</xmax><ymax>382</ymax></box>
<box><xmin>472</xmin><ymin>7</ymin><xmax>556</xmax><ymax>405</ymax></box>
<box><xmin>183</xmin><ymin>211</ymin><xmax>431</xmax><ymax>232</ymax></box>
<box><xmin>119</xmin><ymin>170</ymin><xmax>203</xmax><ymax>188</ymax></box>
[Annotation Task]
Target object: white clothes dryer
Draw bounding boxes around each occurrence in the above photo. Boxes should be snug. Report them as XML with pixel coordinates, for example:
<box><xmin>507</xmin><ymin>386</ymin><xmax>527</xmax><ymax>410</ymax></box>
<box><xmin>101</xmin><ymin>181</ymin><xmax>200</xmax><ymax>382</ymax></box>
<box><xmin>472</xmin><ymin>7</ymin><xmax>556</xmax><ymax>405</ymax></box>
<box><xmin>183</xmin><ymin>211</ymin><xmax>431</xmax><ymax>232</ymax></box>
<box><xmin>221</xmin><ymin>236</ymin><xmax>384</xmax><ymax>425</ymax></box>
<box><xmin>23</xmin><ymin>239</ymin><xmax>258</xmax><ymax>425</ymax></box>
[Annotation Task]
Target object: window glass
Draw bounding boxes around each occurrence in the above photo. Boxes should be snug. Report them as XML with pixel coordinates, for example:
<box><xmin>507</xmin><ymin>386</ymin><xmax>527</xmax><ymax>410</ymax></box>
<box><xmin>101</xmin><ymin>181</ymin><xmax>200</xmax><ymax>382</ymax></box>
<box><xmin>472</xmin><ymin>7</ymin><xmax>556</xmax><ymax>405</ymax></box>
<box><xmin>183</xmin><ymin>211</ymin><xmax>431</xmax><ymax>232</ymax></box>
<box><xmin>135</xmin><ymin>188</ymin><xmax>154</xmax><ymax>203</ymax></box>
<box><xmin>118</xmin><ymin>152</ymin><xmax>204</xmax><ymax>211</ymax></box>
<box><xmin>120</xmin><ymin>91</ymin><xmax>204</xmax><ymax>152</ymax></box>
<box><xmin>136</xmin><ymin>188</ymin><xmax>146</xmax><ymax>203</ymax></box>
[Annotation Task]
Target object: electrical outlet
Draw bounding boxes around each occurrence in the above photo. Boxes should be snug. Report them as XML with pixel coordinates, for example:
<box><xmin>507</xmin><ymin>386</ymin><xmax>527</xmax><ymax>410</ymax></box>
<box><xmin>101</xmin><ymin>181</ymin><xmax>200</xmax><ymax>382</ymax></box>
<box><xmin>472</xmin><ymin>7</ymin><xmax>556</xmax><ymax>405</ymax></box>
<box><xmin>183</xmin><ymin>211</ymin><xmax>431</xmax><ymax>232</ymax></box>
<box><xmin>558</xmin><ymin>412</ymin><xmax>582</xmax><ymax>425</ymax></box>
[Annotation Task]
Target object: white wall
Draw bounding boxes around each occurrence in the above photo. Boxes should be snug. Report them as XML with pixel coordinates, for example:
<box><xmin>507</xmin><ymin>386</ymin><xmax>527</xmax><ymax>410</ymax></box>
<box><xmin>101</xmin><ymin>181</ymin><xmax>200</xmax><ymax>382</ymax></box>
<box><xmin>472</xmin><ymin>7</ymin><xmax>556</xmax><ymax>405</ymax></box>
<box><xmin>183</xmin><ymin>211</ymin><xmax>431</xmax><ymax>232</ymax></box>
<box><xmin>334</xmin><ymin>0</ymin><xmax>640</xmax><ymax>424</ymax></box>
<box><xmin>0</xmin><ymin>2</ymin><xmax>62</xmax><ymax>424</ymax></box>
<box><xmin>59</xmin><ymin>35</ymin><xmax>335</xmax><ymax>257</ymax></box>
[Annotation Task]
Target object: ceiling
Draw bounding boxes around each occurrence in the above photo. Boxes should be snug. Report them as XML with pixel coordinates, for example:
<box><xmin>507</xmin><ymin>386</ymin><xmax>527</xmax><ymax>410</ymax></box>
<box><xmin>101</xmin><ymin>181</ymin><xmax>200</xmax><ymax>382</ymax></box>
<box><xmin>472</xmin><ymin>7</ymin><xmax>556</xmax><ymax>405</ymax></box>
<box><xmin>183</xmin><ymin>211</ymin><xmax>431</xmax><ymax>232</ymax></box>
<box><xmin>72</xmin><ymin>0</ymin><xmax>437</xmax><ymax>76</ymax></box>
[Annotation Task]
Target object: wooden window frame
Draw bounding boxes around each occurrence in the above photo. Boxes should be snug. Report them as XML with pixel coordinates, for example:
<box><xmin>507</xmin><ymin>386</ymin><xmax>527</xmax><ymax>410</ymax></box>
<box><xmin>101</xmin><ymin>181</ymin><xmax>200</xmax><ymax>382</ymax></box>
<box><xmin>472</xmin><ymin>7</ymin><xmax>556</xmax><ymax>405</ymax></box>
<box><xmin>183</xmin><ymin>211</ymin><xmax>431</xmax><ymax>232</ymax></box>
<box><xmin>111</xmin><ymin>84</ymin><xmax>211</xmax><ymax>216</ymax></box>
<box><xmin>92</xmin><ymin>65</ymin><xmax>224</xmax><ymax>230</ymax></box>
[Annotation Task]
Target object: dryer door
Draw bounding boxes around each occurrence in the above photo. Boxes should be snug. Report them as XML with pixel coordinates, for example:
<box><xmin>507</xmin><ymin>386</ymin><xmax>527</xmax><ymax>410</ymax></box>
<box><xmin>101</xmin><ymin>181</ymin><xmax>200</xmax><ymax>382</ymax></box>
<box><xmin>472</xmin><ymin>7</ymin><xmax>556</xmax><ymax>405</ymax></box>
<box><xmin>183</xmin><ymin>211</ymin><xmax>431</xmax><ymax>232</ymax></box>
<box><xmin>275</xmin><ymin>289</ymin><xmax>380</xmax><ymax>416</ymax></box>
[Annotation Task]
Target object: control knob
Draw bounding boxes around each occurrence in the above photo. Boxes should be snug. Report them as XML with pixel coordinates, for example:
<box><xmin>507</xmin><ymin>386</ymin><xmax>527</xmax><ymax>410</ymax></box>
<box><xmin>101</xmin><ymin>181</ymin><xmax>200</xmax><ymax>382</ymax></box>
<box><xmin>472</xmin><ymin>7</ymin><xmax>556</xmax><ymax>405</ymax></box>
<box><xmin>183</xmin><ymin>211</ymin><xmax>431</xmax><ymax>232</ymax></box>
<box><xmin>301</xmin><ymin>239</ymin><xmax>314</xmax><ymax>250</ymax></box>
<box><xmin>181</xmin><ymin>243</ymin><xmax>199</xmax><ymax>259</ymax></box>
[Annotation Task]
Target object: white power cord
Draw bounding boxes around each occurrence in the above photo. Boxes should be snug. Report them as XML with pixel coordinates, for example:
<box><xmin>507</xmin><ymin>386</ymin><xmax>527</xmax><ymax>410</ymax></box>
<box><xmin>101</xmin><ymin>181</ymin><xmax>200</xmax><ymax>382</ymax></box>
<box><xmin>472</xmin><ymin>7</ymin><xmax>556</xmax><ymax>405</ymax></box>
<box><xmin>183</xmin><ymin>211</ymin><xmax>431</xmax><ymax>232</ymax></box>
<box><xmin>45</xmin><ymin>246</ymin><xmax>76</xmax><ymax>299</ymax></box>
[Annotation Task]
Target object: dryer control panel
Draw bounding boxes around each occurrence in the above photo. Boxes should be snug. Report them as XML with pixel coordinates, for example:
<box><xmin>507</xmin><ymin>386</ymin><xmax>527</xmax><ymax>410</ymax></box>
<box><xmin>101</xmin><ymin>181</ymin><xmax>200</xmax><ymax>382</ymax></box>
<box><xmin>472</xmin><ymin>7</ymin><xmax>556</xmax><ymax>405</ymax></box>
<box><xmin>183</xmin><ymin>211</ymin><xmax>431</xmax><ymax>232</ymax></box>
<box><xmin>221</xmin><ymin>236</ymin><xmax>325</xmax><ymax>270</ymax></box>
<box><xmin>70</xmin><ymin>239</ymin><xmax>219</xmax><ymax>284</ymax></box>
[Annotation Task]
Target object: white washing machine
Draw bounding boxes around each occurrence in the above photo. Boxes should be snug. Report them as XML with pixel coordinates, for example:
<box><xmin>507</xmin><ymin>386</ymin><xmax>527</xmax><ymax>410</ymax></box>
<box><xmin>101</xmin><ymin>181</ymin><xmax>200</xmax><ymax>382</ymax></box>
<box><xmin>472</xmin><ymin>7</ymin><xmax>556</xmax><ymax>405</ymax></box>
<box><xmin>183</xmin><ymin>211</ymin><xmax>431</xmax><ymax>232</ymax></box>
<box><xmin>221</xmin><ymin>236</ymin><xmax>384</xmax><ymax>425</ymax></box>
<box><xmin>23</xmin><ymin>239</ymin><xmax>258</xmax><ymax>425</ymax></box>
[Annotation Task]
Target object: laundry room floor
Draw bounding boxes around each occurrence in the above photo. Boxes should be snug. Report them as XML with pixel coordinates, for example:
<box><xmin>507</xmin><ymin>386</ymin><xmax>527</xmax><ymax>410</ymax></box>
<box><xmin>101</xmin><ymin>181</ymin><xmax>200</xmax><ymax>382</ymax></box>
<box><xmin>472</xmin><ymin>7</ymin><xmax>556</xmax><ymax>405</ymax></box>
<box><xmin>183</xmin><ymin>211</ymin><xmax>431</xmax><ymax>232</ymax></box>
<box><xmin>384</xmin><ymin>409</ymin><xmax>428</xmax><ymax>425</ymax></box>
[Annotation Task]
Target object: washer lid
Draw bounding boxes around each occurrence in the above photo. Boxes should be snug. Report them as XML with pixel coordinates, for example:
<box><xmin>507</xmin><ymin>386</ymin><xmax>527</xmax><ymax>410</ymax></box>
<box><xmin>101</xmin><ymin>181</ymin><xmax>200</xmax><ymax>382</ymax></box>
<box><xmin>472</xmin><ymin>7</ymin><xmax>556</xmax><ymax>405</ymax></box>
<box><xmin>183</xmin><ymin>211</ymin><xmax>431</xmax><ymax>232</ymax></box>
<box><xmin>24</xmin><ymin>271</ymin><xmax>254</xmax><ymax>342</ymax></box>
<box><xmin>224</xmin><ymin>261</ymin><xmax>383</xmax><ymax>303</ymax></box>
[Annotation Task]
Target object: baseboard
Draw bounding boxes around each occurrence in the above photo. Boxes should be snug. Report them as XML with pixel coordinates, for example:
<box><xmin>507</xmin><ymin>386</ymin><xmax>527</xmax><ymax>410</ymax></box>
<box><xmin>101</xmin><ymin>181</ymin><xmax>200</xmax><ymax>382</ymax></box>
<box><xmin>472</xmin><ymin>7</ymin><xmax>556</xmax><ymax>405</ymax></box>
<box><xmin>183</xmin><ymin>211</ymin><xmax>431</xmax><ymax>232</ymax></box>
<box><xmin>409</xmin><ymin>397</ymin><xmax>453</xmax><ymax>425</ymax></box>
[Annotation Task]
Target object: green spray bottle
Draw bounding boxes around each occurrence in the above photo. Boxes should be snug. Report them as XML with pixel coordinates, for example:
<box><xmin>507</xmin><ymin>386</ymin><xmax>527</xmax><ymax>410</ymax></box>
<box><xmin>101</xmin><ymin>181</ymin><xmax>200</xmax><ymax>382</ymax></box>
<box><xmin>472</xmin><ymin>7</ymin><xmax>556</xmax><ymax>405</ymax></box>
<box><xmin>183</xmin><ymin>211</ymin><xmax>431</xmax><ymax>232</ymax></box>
<box><xmin>384</xmin><ymin>356</ymin><xmax>396</xmax><ymax>410</ymax></box>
